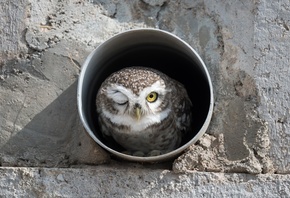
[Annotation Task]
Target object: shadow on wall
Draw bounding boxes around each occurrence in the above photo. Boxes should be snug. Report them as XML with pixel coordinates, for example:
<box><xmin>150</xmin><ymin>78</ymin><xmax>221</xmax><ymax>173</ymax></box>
<box><xmin>0</xmin><ymin>81</ymin><xmax>108</xmax><ymax>167</ymax></box>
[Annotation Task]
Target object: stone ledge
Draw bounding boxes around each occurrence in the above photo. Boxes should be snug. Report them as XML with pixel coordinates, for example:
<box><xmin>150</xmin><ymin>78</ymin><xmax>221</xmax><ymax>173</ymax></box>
<box><xmin>0</xmin><ymin>165</ymin><xmax>289</xmax><ymax>197</ymax></box>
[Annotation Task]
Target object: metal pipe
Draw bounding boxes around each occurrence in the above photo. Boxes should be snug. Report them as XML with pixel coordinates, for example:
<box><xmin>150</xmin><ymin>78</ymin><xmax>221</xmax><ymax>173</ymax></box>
<box><xmin>77</xmin><ymin>28</ymin><xmax>214</xmax><ymax>162</ymax></box>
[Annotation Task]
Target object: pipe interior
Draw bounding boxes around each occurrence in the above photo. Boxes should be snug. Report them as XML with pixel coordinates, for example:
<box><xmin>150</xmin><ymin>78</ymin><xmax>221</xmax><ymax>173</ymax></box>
<box><xmin>83</xmin><ymin>44</ymin><xmax>211</xmax><ymax>152</ymax></box>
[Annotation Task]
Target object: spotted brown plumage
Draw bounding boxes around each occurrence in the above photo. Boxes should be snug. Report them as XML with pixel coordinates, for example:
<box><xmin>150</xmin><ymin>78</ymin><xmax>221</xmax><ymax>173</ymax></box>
<box><xmin>96</xmin><ymin>67</ymin><xmax>193</xmax><ymax>156</ymax></box>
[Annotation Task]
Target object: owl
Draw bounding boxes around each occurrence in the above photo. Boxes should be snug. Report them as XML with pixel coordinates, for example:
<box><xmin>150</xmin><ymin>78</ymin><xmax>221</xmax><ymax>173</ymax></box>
<box><xmin>96</xmin><ymin>67</ymin><xmax>192</xmax><ymax>157</ymax></box>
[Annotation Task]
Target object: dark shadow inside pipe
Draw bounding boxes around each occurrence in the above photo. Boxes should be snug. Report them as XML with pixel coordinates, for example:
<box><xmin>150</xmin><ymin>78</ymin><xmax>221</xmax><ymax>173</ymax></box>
<box><xmin>85</xmin><ymin>45</ymin><xmax>211</xmax><ymax>152</ymax></box>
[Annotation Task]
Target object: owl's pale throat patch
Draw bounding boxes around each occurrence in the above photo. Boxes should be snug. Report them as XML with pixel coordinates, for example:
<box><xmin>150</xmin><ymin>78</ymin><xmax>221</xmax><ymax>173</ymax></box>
<box><xmin>102</xmin><ymin>108</ymin><xmax>171</xmax><ymax>132</ymax></box>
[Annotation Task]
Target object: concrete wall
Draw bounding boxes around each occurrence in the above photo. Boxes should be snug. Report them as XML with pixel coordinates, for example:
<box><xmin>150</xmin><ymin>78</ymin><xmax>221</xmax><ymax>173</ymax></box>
<box><xmin>1</xmin><ymin>166</ymin><xmax>290</xmax><ymax>197</ymax></box>
<box><xmin>1</xmin><ymin>0</ymin><xmax>290</xmax><ymax>196</ymax></box>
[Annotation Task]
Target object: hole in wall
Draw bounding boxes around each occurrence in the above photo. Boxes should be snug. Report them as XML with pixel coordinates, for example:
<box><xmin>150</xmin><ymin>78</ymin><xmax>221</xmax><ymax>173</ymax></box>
<box><xmin>83</xmin><ymin>44</ymin><xmax>211</xmax><ymax>153</ymax></box>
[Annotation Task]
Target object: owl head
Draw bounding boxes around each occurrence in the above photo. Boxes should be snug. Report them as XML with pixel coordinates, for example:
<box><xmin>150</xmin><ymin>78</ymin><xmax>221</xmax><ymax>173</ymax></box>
<box><xmin>96</xmin><ymin>67</ymin><xmax>173</xmax><ymax>131</ymax></box>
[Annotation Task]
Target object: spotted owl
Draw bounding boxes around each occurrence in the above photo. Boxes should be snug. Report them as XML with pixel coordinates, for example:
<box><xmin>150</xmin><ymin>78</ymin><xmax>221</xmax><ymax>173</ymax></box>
<box><xmin>96</xmin><ymin>67</ymin><xmax>192</xmax><ymax>157</ymax></box>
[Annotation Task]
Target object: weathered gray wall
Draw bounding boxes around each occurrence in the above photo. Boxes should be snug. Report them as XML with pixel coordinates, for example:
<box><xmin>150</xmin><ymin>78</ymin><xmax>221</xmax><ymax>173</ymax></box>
<box><xmin>1</xmin><ymin>0</ymin><xmax>290</xmax><ymax>196</ymax></box>
<box><xmin>1</xmin><ymin>166</ymin><xmax>290</xmax><ymax>197</ymax></box>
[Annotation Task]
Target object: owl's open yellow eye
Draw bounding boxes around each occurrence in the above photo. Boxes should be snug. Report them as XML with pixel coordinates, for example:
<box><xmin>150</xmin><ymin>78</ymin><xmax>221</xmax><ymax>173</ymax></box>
<box><xmin>146</xmin><ymin>92</ymin><xmax>158</xmax><ymax>103</ymax></box>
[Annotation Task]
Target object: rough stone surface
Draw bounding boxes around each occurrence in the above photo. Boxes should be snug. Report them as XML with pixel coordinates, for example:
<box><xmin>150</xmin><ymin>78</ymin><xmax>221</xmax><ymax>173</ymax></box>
<box><xmin>254</xmin><ymin>0</ymin><xmax>290</xmax><ymax>174</ymax></box>
<box><xmin>1</xmin><ymin>0</ymin><xmax>290</xmax><ymax>196</ymax></box>
<box><xmin>173</xmin><ymin>133</ymin><xmax>273</xmax><ymax>174</ymax></box>
<box><xmin>0</xmin><ymin>166</ymin><xmax>290</xmax><ymax>197</ymax></box>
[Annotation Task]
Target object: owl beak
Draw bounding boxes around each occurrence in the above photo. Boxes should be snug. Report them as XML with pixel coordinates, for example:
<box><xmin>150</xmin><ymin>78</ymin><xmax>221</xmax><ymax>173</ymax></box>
<box><xmin>135</xmin><ymin>107</ymin><xmax>141</xmax><ymax>121</ymax></box>
<box><xmin>134</xmin><ymin>103</ymin><xmax>142</xmax><ymax>121</ymax></box>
